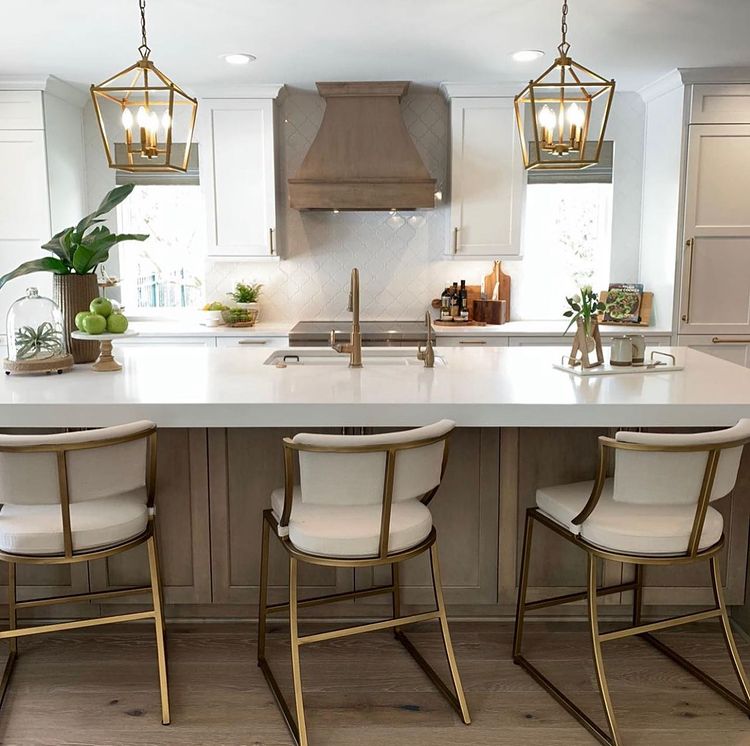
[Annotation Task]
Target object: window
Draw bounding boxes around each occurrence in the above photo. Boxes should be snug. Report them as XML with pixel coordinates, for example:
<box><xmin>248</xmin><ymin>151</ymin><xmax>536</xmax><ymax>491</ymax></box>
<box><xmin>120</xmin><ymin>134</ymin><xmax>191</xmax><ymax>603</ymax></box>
<box><xmin>116</xmin><ymin>184</ymin><xmax>206</xmax><ymax>313</ymax></box>
<box><xmin>514</xmin><ymin>144</ymin><xmax>614</xmax><ymax>320</ymax></box>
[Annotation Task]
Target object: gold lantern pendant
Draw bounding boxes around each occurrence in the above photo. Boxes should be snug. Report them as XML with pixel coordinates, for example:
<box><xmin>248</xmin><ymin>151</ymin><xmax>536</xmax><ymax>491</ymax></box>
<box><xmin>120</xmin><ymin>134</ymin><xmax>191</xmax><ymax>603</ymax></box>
<box><xmin>90</xmin><ymin>0</ymin><xmax>197</xmax><ymax>173</ymax></box>
<box><xmin>514</xmin><ymin>0</ymin><xmax>615</xmax><ymax>171</ymax></box>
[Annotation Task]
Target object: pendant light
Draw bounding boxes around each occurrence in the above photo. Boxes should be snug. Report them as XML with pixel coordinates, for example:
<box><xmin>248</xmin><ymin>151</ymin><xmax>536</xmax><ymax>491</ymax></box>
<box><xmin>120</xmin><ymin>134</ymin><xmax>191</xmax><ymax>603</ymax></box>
<box><xmin>90</xmin><ymin>0</ymin><xmax>198</xmax><ymax>173</ymax></box>
<box><xmin>514</xmin><ymin>0</ymin><xmax>615</xmax><ymax>171</ymax></box>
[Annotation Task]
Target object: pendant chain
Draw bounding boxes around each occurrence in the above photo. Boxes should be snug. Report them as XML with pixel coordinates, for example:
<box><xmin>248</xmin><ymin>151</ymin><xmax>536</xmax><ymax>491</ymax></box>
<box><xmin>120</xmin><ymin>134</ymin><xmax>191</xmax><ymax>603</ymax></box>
<box><xmin>558</xmin><ymin>0</ymin><xmax>570</xmax><ymax>57</ymax></box>
<box><xmin>138</xmin><ymin>0</ymin><xmax>151</xmax><ymax>59</ymax></box>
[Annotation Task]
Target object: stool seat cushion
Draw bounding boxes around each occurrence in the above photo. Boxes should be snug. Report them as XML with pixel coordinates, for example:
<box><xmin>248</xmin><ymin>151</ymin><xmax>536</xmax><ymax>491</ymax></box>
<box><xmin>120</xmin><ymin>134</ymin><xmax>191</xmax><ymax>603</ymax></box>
<box><xmin>271</xmin><ymin>486</ymin><xmax>432</xmax><ymax>558</ymax></box>
<box><xmin>0</xmin><ymin>488</ymin><xmax>149</xmax><ymax>556</ymax></box>
<box><xmin>536</xmin><ymin>479</ymin><xmax>723</xmax><ymax>556</ymax></box>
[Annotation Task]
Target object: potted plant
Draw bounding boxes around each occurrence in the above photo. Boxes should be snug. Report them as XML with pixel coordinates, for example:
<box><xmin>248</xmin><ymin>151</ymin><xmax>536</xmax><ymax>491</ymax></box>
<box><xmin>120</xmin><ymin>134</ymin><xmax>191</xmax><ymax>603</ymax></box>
<box><xmin>0</xmin><ymin>184</ymin><xmax>147</xmax><ymax>363</ymax></box>
<box><xmin>563</xmin><ymin>285</ymin><xmax>606</xmax><ymax>367</ymax></box>
<box><xmin>224</xmin><ymin>281</ymin><xmax>262</xmax><ymax>327</ymax></box>
<box><xmin>200</xmin><ymin>301</ymin><xmax>228</xmax><ymax>327</ymax></box>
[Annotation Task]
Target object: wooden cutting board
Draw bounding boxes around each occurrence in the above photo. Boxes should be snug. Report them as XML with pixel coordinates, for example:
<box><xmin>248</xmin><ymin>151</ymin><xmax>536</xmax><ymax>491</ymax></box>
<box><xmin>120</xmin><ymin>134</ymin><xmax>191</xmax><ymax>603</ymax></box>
<box><xmin>483</xmin><ymin>261</ymin><xmax>511</xmax><ymax>315</ymax></box>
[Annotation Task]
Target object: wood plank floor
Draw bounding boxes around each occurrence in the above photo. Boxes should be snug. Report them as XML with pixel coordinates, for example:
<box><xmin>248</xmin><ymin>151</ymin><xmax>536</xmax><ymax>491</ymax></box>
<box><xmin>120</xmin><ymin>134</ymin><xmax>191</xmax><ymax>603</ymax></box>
<box><xmin>1</xmin><ymin>620</ymin><xmax>749</xmax><ymax>745</ymax></box>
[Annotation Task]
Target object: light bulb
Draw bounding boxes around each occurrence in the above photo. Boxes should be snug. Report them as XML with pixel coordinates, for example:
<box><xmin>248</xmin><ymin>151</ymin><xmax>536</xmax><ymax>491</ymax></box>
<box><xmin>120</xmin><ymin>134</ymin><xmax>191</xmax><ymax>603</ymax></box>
<box><xmin>121</xmin><ymin>108</ymin><xmax>134</xmax><ymax>129</ymax></box>
<box><xmin>566</xmin><ymin>103</ymin><xmax>585</xmax><ymax>127</ymax></box>
<box><xmin>161</xmin><ymin>111</ymin><xmax>171</xmax><ymax>131</ymax></box>
<box><xmin>149</xmin><ymin>111</ymin><xmax>159</xmax><ymax>133</ymax></box>
<box><xmin>538</xmin><ymin>105</ymin><xmax>556</xmax><ymax>131</ymax></box>
<box><xmin>136</xmin><ymin>106</ymin><xmax>149</xmax><ymax>128</ymax></box>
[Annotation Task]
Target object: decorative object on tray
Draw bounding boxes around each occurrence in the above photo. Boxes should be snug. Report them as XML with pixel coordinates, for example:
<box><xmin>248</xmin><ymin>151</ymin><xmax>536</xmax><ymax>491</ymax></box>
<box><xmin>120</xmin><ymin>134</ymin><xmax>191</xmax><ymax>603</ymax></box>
<box><xmin>226</xmin><ymin>281</ymin><xmax>262</xmax><ymax>326</ymax></box>
<box><xmin>563</xmin><ymin>285</ymin><xmax>605</xmax><ymax>368</ymax></box>
<box><xmin>200</xmin><ymin>301</ymin><xmax>228</xmax><ymax>327</ymax></box>
<box><xmin>598</xmin><ymin>284</ymin><xmax>653</xmax><ymax>327</ymax></box>
<box><xmin>0</xmin><ymin>184</ymin><xmax>146</xmax><ymax>363</ymax></box>
<box><xmin>4</xmin><ymin>287</ymin><xmax>74</xmax><ymax>375</ymax></box>
<box><xmin>71</xmin><ymin>330</ymin><xmax>137</xmax><ymax>372</ymax></box>
<box><xmin>554</xmin><ymin>350</ymin><xmax>681</xmax><ymax>376</ymax></box>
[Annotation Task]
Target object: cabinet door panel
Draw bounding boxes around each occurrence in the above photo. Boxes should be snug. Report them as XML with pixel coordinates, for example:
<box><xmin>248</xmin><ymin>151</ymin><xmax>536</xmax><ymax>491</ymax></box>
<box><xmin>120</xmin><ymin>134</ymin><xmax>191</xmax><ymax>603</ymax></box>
<box><xmin>209</xmin><ymin>428</ymin><xmax>343</xmax><ymax>606</ymax></box>
<box><xmin>89</xmin><ymin>429</ymin><xmax>212</xmax><ymax>604</ymax></box>
<box><xmin>0</xmin><ymin>91</ymin><xmax>43</xmax><ymax>129</ymax></box>
<box><xmin>449</xmin><ymin>98</ymin><xmax>523</xmax><ymax>257</ymax></box>
<box><xmin>680</xmin><ymin>125</ymin><xmax>750</xmax><ymax>333</ymax></box>
<box><xmin>678</xmin><ymin>334</ymin><xmax>750</xmax><ymax>367</ymax></box>
<box><xmin>201</xmin><ymin>99</ymin><xmax>276</xmax><ymax>257</ymax></box>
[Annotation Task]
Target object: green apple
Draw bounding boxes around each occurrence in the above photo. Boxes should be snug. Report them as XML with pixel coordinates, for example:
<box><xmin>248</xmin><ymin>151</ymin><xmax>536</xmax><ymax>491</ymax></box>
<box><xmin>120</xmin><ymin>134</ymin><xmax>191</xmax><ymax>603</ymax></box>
<box><xmin>74</xmin><ymin>311</ymin><xmax>90</xmax><ymax>331</ymax></box>
<box><xmin>106</xmin><ymin>313</ymin><xmax>129</xmax><ymax>334</ymax></box>
<box><xmin>89</xmin><ymin>297</ymin><xmax>113</xmax><ymax>318</ymax></box>
<box><xmin>81</xmin><ymin>313</ymin><xmax>107</xmax><ymax>335</ymax></box>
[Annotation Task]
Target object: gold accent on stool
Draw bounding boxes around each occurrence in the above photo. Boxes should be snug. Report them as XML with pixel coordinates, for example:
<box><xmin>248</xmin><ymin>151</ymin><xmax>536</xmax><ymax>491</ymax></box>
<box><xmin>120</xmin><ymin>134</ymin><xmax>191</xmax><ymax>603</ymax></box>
<box><xmin>257</xmin><ymin>432</ymin><xmax>470</xmax><ymax>746</ymax></box>
<box><xmin>0</xmin><ymin>426</ymin><xmax>170</xmax><ymax>724</ymax></box>
<box><xmin>513</xmin><ymin>431</ymin><xmax>750</xmax><ymax>746</ymax></box>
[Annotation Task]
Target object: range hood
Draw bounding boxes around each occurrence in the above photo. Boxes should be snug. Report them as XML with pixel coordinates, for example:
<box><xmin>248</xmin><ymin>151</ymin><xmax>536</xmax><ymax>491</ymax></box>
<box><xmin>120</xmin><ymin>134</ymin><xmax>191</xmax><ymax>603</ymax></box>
<box><xmin>288</xmin><ymin>82</ymin><xmax>436</xmax><ymax>211</ymax></box>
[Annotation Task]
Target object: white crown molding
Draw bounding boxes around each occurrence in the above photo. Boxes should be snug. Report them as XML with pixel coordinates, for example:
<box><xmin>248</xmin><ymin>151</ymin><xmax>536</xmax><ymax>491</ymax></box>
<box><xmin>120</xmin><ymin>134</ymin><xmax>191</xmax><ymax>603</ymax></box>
<box><xmin>197</xmin><ymin>83</ymin><xmax>285</xmax><ymax>100</ymax></box>
<box><xmin>677</xmin><ymin>66</ymin><xmax>750</xmax><ymax>85</ymax></box>
<box><xmin>637</xmin><ymin>69</ymin><xmax>684</xmax><ymax>103</ymax></box>
<box><xmin>0</xmin><ymin>75</ymin><xmax>88</xmax><ymax>107</ymax></box>
<box><xmin>440</xmin><ymin>82</ymin><xmax>523</xmax><ymax>99</ymax></box>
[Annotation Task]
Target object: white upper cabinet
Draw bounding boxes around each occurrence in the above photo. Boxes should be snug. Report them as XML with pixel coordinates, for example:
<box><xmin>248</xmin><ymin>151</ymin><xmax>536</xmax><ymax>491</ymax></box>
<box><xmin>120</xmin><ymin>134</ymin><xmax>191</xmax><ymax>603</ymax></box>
<box><xmin>442</xmin><ymin>87</ymin><xmax>524</xmax><ymax>258</ymax></box>
<box><xmin>679</xmin><ymin>124</ymin><xmax>750</xmax><ymax>334</ymax></box>
<box><xmin>0</xmin><ymin>90</ymin><xmax>44</xmax><ymax>130</ymax></box>
<box><xmin>690</xmin><ymin>85</ymin><xmax>750</xmax><ymax>124</ymax></box>
<box><xmin>200</xmin><ymin>97</ymin><xmax>279</xmax><ymax>259</ymax></box>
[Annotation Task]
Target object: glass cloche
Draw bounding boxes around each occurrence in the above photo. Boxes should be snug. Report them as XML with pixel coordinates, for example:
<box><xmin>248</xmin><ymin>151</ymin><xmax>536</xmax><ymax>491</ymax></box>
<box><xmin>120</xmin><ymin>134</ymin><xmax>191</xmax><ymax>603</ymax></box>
<box><xmin>4</xmin><ymin>287</ymin><xmax>73</xmax><ymax>374</ymax></box>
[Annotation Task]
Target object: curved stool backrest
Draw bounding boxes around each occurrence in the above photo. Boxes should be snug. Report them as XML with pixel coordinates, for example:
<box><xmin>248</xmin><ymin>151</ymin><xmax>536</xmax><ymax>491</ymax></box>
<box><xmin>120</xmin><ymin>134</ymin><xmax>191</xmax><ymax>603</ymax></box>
<box><xmin>279</xmin><ymin>419</ymin><xmax>455</xmax><ymax>559</ymax></box>
<box><xmin>0</xmin><ymin>421</ymin><xmax>157</xmax><ymax>557</ymax></box>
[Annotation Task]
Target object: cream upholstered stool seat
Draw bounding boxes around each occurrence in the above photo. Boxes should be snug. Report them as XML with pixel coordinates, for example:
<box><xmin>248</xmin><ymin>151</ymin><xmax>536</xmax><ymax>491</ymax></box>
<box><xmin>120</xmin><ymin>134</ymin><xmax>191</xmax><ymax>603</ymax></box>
<box><xmin>270</xmin><ymin>486</ymin><xmax>432</xmax><ymax>557</ymax></box>
<box><xmin>537</xmin><ymin>479</ymin><xmax>724</xmax><ymax>555</ymax></box>
<box><xmin>258</xmin><ymin>420</ymin><xmax>471</xmax><ymax>746</ymax></box>
<box><xmin>0</xmin><ymin>422</ymin><xmax>169</xmax><ymax>724</ymax></box>
<box><xmin>514</xmin><ymin>420</ymin><xmax>750</xmax><ymax>746</ymax></box>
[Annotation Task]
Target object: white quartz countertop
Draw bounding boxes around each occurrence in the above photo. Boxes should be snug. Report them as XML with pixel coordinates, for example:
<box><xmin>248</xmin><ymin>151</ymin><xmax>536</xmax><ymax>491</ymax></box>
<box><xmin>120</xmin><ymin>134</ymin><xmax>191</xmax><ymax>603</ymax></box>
<box><xmin>1</xmin><ymin>346</ymin><xmax>747</xmax><ymax>429</ymax></box>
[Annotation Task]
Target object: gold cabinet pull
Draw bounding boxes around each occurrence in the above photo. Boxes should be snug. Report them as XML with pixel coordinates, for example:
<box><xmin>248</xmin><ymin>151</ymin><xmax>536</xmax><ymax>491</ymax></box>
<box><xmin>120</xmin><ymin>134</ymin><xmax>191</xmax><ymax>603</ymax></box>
<box><xmin>681</xmin><ymin>237</ymin><xmax>694</xmax><ymax>323</ymax></box>
<box><xmin>453</xmin><ymin>227</ymin><xmax>459</xmax><ymax>254</ymax></box>
<box><xmin>712</xmin><ymin>337</ymin><xmax>750</xmax><ymax>344</ymax></box>
<box><xmin>269</xmin><ymin>227</ymin><xmax>275</xmax><ymax>255</ymax></box>
<box><xmin>458</xmin><ymin>339</ymin><xmax>487</xmax><ymax>345</ymax></box>
<box><xmin>238</xmin><ymin>339</ymin><xmax>269</xmax><ymax>345</ymax></box>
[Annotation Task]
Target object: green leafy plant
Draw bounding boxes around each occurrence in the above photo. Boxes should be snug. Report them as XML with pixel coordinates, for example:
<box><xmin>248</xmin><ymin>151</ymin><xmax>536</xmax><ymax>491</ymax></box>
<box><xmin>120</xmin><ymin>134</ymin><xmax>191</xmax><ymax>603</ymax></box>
<box><xmin>563</xmin><ymin>285</ymin><xmax>606</xmax><ymax>336</ymax></box>
<box><xmin>202</xmin><ymin>301</ymin><xmax>228</xmax><ymax>311</ymax></box>
<box><xmin>14</xmin><ymin>322</ymin><xmax>64</xmax><ymax>360</ymax></box>
<box><xmin>228</xmin><ymin>281</ymin><xmax>262</xmax><ymax>304</ymax></box>
<box><xmin>0</xmin><ymin>184</ymin><xmax>148</xmax><ymax>290</ymax></box>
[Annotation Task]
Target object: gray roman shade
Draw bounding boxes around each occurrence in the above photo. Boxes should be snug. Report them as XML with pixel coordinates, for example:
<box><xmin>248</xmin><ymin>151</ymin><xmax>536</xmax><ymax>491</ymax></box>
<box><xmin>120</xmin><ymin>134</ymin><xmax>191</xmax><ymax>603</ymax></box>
<box><xmin>526</xmin><ymin>141</ymin><xmax>613</xmax><ymax>184</ymax></box>
<box><xmin>115</xmin><ymin>143</ymin><xmax>199</xmax><ymax>186</ymax></box>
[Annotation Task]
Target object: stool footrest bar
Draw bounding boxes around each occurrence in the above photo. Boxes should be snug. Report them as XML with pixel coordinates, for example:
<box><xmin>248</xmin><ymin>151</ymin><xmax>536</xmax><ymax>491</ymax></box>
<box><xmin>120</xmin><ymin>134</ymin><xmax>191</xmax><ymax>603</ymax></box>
<box><xmin>266</xmin><ymin>584</ymin><xmax>395</xmax><ymax>614</ymax></box>
<box><xmin>599</xmin><ymin>608</ymin><xmax>722</xmax><ymax>642</ymax></box>
<box><xmin>298</xmin><ymin>611</ymin><xmax>440</xmax><ymax>646</ymax></box>
<box><xmin>525</xmin><ymin>582</ymin><xmax>637</xmax><ymax>611</ymax></box>
<box><xmin>0</xmin><ymin>610</ymin><xmax>156</xmax><ymax>640</ymax></box>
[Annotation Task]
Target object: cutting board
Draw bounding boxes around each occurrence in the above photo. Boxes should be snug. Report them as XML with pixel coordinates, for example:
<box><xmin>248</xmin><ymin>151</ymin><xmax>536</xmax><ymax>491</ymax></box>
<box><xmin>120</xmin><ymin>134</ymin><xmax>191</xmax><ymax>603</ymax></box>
<box><xmin>484</xmin><ymin>261</ymin><xmax>511</xmax><ymax>318</ymax></box>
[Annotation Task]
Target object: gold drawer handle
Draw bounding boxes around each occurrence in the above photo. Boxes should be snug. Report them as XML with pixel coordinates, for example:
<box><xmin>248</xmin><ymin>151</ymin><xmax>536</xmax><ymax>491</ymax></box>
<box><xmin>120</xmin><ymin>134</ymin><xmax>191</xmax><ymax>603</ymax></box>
<box><xmin>238</xmin><ymin>339</ymin><xmax>269</xmax><ymax>345</ymax></box>
<box><xmin>458</xmin><ymin>339</ymin><xmax>487</xmax><ymax>345</ymax></box>
<box><xmin>712</xmin><ymin>337</ymin><xmax>750</xmax><ymax>344</ymax></box>
<box><xmin>681</xmin><ymin>237</ymin><xmax>694</xmax><ymax>323</ymax></box>
<box><xmin>453</xmin><ymin>227</ymin><xmax>459</xmax><ymax>254</ymax></box>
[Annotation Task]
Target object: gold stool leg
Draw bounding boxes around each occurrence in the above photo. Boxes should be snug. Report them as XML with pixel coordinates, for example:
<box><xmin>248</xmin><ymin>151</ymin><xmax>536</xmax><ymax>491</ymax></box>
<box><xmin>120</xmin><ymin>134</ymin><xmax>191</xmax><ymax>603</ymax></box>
<box><xmin>7</xmin><ymin>563</ymin><xmax>16</xmax><ymax>657</ymax></box>
<box><xmin>258</xmin><ymin>514</ymin><xmax>271</xmax><ymax>664</ymax></box>
<box><xmin>632</xmin><ymin>564</ymin><xmax>644</xmax><ymax>627</ymax></box>
<box><xmin>392</xmin><ymin>562</ymin><xmax>401</xmax><ymax>638</ymax></box>
<box><xmin>289</xmin><ymin>557</ymin><xmax>309</xmax><ymax>746</ymax></box>
<box><xmin>588</xmin><ymin>554</ymin><xmax>622</xmax><ymax>746</ymax></box>
<box><xmin>711</xmin><ymin>554</ymin><xmax>750</xmax><ymax>711</ymax></box>
<box><xmin>147</xmin><ymin>535</ymin><xmax>170</xmax><ymax>725</ymax></box>
<box><xmin>513</xmin><ymin>510</ymin><xmax>535</xmax><ymax>660</ymax></box>
<box><xmin>430</xmin><ymin>542</ymin><xmax>471</xmax><ymax>725</ymax></box>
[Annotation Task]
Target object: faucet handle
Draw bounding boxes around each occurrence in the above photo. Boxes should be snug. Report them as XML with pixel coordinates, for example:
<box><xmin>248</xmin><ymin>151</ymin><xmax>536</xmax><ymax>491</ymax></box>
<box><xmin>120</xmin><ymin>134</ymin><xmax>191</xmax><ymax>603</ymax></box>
<box><xmin>329</xmin><ymin>329</ymin><xmax>338</xmax><ymax>347</ymax></box>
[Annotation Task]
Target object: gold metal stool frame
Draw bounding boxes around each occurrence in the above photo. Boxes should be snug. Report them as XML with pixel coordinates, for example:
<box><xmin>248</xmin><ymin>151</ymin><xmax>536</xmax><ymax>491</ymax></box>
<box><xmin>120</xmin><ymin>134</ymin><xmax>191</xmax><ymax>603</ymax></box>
<box><xmin>257</xmin><ymin>432</ymin><xmax>471</xmax><ymax>746</ymax></box>
<box><xmin>513</xmin><ymin>433</ymin><xmax>750</xmax><ymax>746</ymax></box>
<box><xmin>0</xmin><ymin>425</ymin><xmax>170</xmax><ymax>724</ymax></box>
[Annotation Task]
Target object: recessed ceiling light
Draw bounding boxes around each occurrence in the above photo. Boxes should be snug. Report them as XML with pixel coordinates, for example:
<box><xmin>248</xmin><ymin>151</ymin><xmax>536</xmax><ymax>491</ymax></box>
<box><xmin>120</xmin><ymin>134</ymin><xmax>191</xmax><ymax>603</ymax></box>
<box><xmin>221</xmin><ymin>53</ymin><xmax>256</xmax><ymax>65</ymax></box>
<box><xmin>512</xmin><ymin>50</ymin><xmax>544</xmax><ymax>62</ymax></box>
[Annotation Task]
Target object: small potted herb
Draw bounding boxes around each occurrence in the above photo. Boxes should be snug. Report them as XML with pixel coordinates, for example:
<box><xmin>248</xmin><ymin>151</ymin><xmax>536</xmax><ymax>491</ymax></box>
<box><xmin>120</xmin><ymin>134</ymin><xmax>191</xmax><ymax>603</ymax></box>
<box><xmin>224</xmin><ymin>281</ymin><xmax>263</xmax><ymax>327</ymax></box>
<box><xmin>200</xmin><ymin>301</ymin><xmax>228</xmax><ymax>327</ymax></box>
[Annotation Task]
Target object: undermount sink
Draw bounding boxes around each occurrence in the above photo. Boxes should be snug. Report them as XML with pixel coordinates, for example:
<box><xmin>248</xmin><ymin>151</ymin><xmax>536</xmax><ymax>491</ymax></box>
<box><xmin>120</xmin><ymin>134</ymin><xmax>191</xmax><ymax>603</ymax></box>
<box><xmin>264</xmin><ymin>348</ymin><xmax>446</xmax><ymax>368</ymax></box>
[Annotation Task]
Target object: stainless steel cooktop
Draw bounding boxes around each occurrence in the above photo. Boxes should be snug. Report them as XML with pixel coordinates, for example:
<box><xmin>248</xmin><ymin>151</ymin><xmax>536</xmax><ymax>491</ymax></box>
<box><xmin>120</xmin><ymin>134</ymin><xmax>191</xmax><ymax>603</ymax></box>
<box><xmin>289</xmin><ymin>320</ymin><xmax>426</xmax><ymax>347</ymax></box>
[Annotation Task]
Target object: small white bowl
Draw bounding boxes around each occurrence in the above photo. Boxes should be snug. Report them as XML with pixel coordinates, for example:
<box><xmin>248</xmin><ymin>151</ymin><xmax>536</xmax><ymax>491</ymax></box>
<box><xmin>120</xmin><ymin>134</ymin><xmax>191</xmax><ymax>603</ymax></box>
<box><xmin>200</xmin><ymin>310</ymin><xmax>224</xmax><ymax>327</ymax></box>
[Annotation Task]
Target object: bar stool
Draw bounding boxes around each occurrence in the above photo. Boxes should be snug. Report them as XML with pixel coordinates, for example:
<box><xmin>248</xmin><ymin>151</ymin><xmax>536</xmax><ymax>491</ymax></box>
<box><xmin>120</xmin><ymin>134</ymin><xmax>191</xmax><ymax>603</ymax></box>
<box><xmin>0</xmin><ymin>421</ymin><xmax>169</xmax><ymax>724</ymax></box>
<box><xmin>257</xmin><ymin>419</ymin><xmax>471</xmax><ymax>746</ymax></box>
<box><xmin>513</xmin><ymin>420</ymin><xmax>750</xmax><ymax>746</ymax></box>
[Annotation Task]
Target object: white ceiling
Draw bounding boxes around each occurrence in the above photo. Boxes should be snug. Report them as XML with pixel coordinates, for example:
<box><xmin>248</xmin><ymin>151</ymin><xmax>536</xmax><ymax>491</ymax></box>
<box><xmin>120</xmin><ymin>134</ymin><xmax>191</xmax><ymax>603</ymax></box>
<box><xmin>3</xmin><ymin>0</ymin><xmax>750</xmax><ymax>93</ymax></box>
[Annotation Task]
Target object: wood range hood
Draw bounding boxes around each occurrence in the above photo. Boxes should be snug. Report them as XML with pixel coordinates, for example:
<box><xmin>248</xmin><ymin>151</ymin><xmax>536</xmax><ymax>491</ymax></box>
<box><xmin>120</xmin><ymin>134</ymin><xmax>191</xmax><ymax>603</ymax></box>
<box><xmin>288</xmin><ymin>82</ymin><xmax>436</xmax><ymax>211</ymax></box>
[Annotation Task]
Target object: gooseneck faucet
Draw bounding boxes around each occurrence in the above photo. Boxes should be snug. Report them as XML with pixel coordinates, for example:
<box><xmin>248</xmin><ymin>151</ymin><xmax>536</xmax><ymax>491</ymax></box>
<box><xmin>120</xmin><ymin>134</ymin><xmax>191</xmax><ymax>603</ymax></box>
<box><xmin>330</xmin><ymin>267</ymin><xmax>363</xmax><ymax>368</ymax></box>
<box><xmin>417</xmin><ymin>311</ymin><xmax>435</xmax><ymax>368</ymax></box>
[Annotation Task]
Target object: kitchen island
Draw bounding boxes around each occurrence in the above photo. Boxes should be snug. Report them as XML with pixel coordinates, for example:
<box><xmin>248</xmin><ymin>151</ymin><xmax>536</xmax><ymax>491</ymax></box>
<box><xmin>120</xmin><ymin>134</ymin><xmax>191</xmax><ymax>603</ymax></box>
<box><xmin>2</xmin><ymin>344</ymin><xmax>750</xmax><ymax>630</ymax></box>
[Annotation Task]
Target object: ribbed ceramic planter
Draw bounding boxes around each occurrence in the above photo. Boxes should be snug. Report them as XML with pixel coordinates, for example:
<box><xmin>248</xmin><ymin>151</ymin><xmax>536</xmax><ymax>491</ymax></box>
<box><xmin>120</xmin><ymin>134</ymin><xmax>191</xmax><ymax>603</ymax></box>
<box><xmin>53</xmin><ymin>274</ymin><xmax>99</xmax><ymax>363</ymax></box>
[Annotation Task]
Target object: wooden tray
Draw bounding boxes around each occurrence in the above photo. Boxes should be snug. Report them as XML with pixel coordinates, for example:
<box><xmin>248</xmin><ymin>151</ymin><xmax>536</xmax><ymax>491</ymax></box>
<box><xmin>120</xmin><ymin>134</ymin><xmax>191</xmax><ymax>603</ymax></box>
<box><xmin>433</xmin><ymin>319</ymin><xmax>487</xmax><ymax>328</ymax></box>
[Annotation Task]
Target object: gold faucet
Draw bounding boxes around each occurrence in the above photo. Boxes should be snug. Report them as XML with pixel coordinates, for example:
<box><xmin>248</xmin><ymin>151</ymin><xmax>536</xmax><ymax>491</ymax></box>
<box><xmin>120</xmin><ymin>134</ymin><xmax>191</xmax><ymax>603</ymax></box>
<box><xmin>417</xmin><ymin>311</ymin><xmax>435</xmax><ymax>368</ymax></box>
<box><xmin>330</xmin><ymin>267</ymin><xmax>363</xmax><ymax>368</ymax></box>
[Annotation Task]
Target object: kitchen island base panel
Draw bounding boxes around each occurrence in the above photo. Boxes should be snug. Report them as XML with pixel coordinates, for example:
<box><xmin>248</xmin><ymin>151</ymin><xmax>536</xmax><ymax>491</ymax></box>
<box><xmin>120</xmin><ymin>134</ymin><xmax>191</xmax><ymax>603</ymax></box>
<box><xmin>0</xmin><ymin>427</ymin><xmax>748</xmax><ymax>630</ymax></box>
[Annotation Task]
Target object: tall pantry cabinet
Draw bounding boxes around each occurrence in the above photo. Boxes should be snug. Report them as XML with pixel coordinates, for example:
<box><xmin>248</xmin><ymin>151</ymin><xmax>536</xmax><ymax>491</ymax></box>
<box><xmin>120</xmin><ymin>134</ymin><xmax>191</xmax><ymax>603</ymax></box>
<box><xmin>679</xmin><ymin>82</ymin><xmax>750</xmax><ymax>362</ymax></box>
